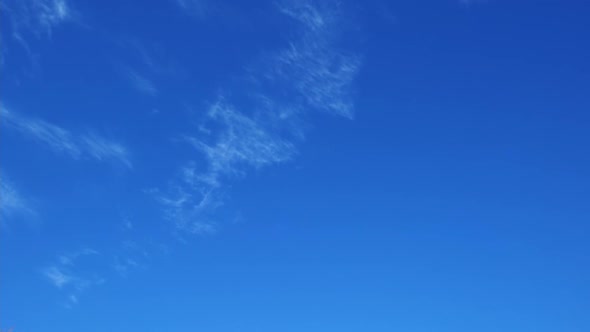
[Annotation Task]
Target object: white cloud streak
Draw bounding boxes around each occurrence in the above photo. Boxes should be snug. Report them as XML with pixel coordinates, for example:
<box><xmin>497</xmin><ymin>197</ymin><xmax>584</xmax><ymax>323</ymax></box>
<box><xmin>158</xmin><ymin>0</ymin><xmax>361</xmax><ymax>234</ymax></box>
<box><xmin>0</xmin><ymin>0</ymin><xmax>76</xmax><ymax>71</ymax></box>
<box><xmin>116</xmin><ymin>39</ymin><xmax>182</xmax><ymax>97</ymax></box>
<box><xmin>43</xmin><ymin>240</ymin><xmax>159</xmax><ymax>305</ymax></box>
<box><xmin>158</xmin><ymin>99</ymin><xmax>297</xmax><ymax>234</ymax></box>
<box><xmin>0</xmin><ymin>105</ymin><xmax>132</xmax><ymax>168</ymax></box>
<box><xmin>112</xmin><ymin>256</ymin><xmax>141</xmax><ymax>277</ymax></box>
<box><xmin>0</xmin><ymin>176</ymin><xmax>33</xmax><ymax>224</ymax></box>
<box><xmin>43</xmin><ymin>248</ymin><xmax>104</xmax><ymax>306</ymax></box>
<box><xmin>270</xmin><ymin>1</ymin><xmax>361</xmax><ymax>118</ymax></box>
<box><xmin>125</xmin><ymin>68</ymin><xmax>158</xmax><ymax>96</ymax></box>
<box><xmin>1</xmin><ymin>0</ymin><xmax>73</xmax><ymax>44</ymax></box>
<box><xmin>81</xmin><ymin>134</ymin><xmax>133</xmax><ymax>168</ymax></box>
<box><xmin>44</xmin><ymin>266</ymin><xmax>73</xmax><ymax>289</ymax></box>
<box><xmin>188</xmin><ymin>100</ymin><xmax>296</xmax><ymax>182</ymax></box>
<box><xmin>57</xmin><ymin>248</ymin><xmax>99</xmax><ymax>266</ymax></box>
<box><xmin>35</xmin><ymin>0</ymin><xmax>70</xmax><ymax>29</ymax></box>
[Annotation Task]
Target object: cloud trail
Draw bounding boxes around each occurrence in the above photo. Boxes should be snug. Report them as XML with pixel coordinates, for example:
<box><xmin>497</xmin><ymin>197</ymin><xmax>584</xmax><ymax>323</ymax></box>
<box><xmin>159</xmin><ymin>0</ymin><xmax>361</xmax><ymax>234</ymax></box>
<box><xmin>42</xmin><ymin>248</ymin><xmax>104</xmax><ymax>306</ymax></box>
<box><xmin>1</xmin><ymin>0</ymin><xmax>73</xmax><ymax>54</ymax></box>
<box><xmin>175</xmin><ymin>0</ymin><xmax>209</xmax><ymax>19</ymax></box>
<box><xmin>271</xmin><ymin>0</ymin><xmax>361</xmax><ymax>118</ymax></box>
<box><xmin>0</xmin><ymin>175</ymin><xmax>34</xmax><ymax>225</ymax></box>
<box><xmin>1</xmin><ymin>105</ymin><xmax>132</xmax><ymax>168</ymax></box>
<box><xmin>124</xmin><ymin>68</ymin><xmax>158</xmax><ymax>96</ymax></box>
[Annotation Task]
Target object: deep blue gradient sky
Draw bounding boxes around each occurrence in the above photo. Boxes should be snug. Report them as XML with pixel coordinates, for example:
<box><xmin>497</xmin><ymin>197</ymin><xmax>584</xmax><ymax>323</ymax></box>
<box><xmin>1</xmin><ymin>0</ymin><xmax>589</xmax><ymax>331</ymax></box>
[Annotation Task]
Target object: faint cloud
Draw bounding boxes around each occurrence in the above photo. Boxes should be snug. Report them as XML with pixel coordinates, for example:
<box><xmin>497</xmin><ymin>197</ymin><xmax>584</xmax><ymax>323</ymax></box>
<box><xmin>372</xmin><ymin>1</ymin><xmax>398</xmax><ymax>25</ymax></box>
<box><xmin>112</xmin><ymin>256</ymin><xmax>141</xmax><ymax>277</ymax></box>
<box><xmin>459</xmin><ymin>0</ymin><xmax>489</xmax><ymax>6</ymax></box>
<box><xmin>44</xmin><ymin>266</ymin><xmax>73</xmax><ymax>289</ymax></box>
<box><xmin>115</xmin><ymin>38</ymin><xmax>183</xmax><ymax>97</ymax></box>
<box><xmin>174</xmin><ymin>0</ymin><xmax>209</xmax><ymax>19</ymax></box>
<box><xmin>81</xmin><ymin>134</ymin><xmax>133</xmax><ymax>169</ymax></box>
<box><xmin>271</xmin><ymin>0</ymin><xmax>361</xmax><ymax>118</ymax></box>
<box><xmin>158</xmin><ymin>0</ymin><xmax>361</xmax><ymax>235</ymax></box>
<box><xmin>0</xmin><ymin>175</ymin><xmax>34</xmax><ymax>225</ymax></box>
<box><xmin>124</xmin><ymin>68</ymin><xmax>158</xmax><ymax>96</ymax></box>
<box><xmin>123</xmin><ymin>218</ymin><xmax>134</xmax><ymax>230</ymax></box>
<box><xmin>0</xmin><ymin>105</ymin><xmax>132</xmax><ymax>168</ymax></box>
<box><xmin>43</xmin><ymin>240</ymin><xmax>160</xmax><ymax>305</ymax></box>
<box><xmin>36</xmin><ymin>0</ymin><xmax>71</xmax><ymax>30</ymax></box>
<box><xmin>188</xmin><ymin>99</ymin><xmax>295</xmax><ymax>181</ymax></box>
<box><xmin>157</xmin><ymin>98</ymin><xmax>296</xmax><ymax>234</ymax></box>
<box><xmin>155</xmin><ymin>185</ymin><xmax>220</xmax><ymax>235</ymax></box>
<box><xmin>3</xmin><ymin>0</ymin><xmax>73</xmax><ymax>37</ymax></box>
<box><xmin>42</xmin><ymin>248</ymin><xmax>104</xmax><ymax>306</ymax></box>
<box><xmin>278</xmin><ymin>0</ymin><xmax>332</xmax><ymax>31</ymax></box>
<box><xmin>109</xmin><ymin>240</ymin><xmax>153</xmax><ymax>277</ymax></box>
<box><xmin>0</xmin><ymin>0</ymin><xmax>75</xmax><ymax>62</ymax></box>
<box><xmin>57</xmin><ymin>248</ymin><xmax>99</xmax><ymax>266</ymax></box>
<box><xmin>0</xmin><ymin>105</ymin><xmax>79</xmax><ymax>156</ymax></box>
<box><xmin>68</xmin><ymin>294</ymin><xmax>78</xmax><ymax>305</ymax></box>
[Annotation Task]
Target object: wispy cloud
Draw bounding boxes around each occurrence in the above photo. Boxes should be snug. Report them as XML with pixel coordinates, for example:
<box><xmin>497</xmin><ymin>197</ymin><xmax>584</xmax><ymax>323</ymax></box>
<box><xmin>188</xmin><ymin>99</ymin><xmax>296</xmax><ymax>182</ymax></box>
<box><xmin>81</xmin><ymin>134</ymin><xmax>133</xmax><ymax>168</ymax></box>
<box><xmin>111</xmin><ymin>240</ymin><xmax>151</xmax><ymax>277</ymax></box>
<box><xmin>157</xmin><ymin>98</ymin><xmax>297</xmax><ymax>234</ymax></box>
<box><xmin>44</xmin><ymin>266</ymin><xmax>73</xmax><ymax>289</ymax></box>
<box><xmin>174</xmin><ymin>0</ymin><xmax>209</xmax><ymax>19</ymax></box>
<box><xmin>4</xmin><ymin>0</ymin><xmax>72</xmax><ymax>33</ymax></box>
<box><xmin>158</xmin><ymin>0</ymin><xmax>361</xmax><ymax>234</ymax></box>
<box><xmin>459</xmin><ymin>0</ymin><xmax>489</xmax><ymax>6</ymax></box>
<box><xmin>269</xmin><ymin>0</ymin><xmax>361</xmax><ymax>119</ymax></box>
<box><xmin>155</xmin><ymin>183</ymin><xmax>220</xmax><ymax>235</ymax></box>
<box><xmin>43</xmin><ymin>240</ymin><xmax>158</xmax><ymax>305</ymax></box>
<box><xmin>43</xmin><ymin>248</ymin><xmax>104</xmax><ymax>306</ymax></box>
<box><xmin>35</xmin><ymin>0</ymin><xmax>70</xmax><ymax>30</ymax></box>
<box><xmin>124</xmin><ymin>68</ymin><xmax>158</xmax><ymax>96</ymax></box>
<box><xmin>0</xmin><ymin>175</ymin><xmax>34</xmax><ymax>225</ymax></box>
<box><xmin>57</xmin><ymin>248</ymin><xmax>99</xmax><ymax>266</ymax></box>
<box><xmin>112</xmin><ymin>256</ymin><xmax>141</xmax><ymax>277</ymax></box>
<box><xmin>0</xmin><ymin>105</ymin><xmax>132</xmax><ymax>168</ymax></box>
<box><xmin>115</xmin><ymin>37</ymin><xmax>183</xmax><ymax>97</ymax></box>
<box><xmin>1</xmin><ymin>0</ymin><xmax>74</xmax><ymax>54</ymax></box>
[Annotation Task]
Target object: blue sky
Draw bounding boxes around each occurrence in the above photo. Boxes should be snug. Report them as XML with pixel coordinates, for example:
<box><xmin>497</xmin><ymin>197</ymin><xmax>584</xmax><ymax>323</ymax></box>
<box><xmin>1</xmin><ymin>0</ymin><xmax>589</xmax><ymax>331</ymax></box>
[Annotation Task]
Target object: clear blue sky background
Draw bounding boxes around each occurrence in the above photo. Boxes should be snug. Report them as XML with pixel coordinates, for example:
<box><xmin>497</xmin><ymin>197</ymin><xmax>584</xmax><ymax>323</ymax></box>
<box><xmin>1</xmin><ymin>0</ymin><xmax>589</xmax><ymax>331</ymax></box>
